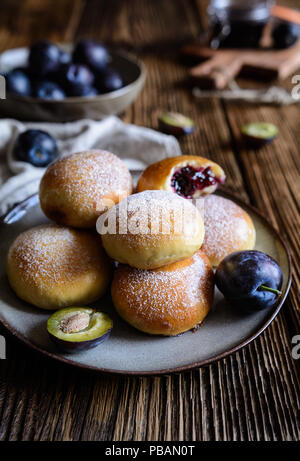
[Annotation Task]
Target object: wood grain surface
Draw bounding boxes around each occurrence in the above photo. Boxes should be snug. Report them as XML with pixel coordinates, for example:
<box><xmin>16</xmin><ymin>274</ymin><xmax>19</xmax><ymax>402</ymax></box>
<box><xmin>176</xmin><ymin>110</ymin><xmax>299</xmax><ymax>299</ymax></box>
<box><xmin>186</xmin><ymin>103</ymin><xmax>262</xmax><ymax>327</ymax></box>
<box><xmin>0</xmin><ymin>0</ymin><xmax>299</xmax><ymax>441</ymax></box>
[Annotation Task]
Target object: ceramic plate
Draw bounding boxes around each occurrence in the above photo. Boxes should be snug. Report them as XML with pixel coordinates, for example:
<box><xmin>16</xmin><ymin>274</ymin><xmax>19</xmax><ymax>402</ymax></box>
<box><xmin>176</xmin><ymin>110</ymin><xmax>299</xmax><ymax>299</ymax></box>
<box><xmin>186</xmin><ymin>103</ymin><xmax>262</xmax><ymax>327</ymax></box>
<box><xmin>0</xmin><ymin>191</ymin><xmax>291</xmax><ymax>375</ymax></box>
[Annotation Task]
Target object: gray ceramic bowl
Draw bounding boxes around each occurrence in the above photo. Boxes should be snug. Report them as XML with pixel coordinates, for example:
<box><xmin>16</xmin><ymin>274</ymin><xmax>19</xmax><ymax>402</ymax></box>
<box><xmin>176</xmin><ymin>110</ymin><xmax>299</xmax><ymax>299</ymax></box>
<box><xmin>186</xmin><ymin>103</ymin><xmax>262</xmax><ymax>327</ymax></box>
<box><xmin>0</xmin><ymin>45</ymin><xmax>146</xmax><ymax>122</ymax></box>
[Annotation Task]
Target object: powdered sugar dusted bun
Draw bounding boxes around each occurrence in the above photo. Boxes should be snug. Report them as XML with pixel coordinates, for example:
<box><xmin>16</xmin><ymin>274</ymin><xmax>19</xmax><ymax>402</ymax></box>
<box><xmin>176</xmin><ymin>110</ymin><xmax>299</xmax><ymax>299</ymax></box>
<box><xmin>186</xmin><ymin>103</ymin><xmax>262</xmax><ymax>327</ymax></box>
<box><xmin>136</xmin><ymin>155</ymin><xmax>226</xmax><ymax>198</ymax></box>
<box><xmin>111</xmin><ymin>250</ymin><xmax>214</xmax><ymax>336</ymax></box>
<box><xmin>99</xmin><ymin>190</ymin><xmax>205</xmax><ymax>269</ymax></box>
<box><xmin>39</xmin><ymin>150</ymin><xmax>133</xmax><ymax>228</ymax></box>
<box><xmin>201</xmin><ymin>195</ymin><xmax>256</xmax><ymax>266</ymax></box>
<box><xmin>6</xmin><ymin>224</ymin><xmax>113</xmax><ymax>310</ymax></box>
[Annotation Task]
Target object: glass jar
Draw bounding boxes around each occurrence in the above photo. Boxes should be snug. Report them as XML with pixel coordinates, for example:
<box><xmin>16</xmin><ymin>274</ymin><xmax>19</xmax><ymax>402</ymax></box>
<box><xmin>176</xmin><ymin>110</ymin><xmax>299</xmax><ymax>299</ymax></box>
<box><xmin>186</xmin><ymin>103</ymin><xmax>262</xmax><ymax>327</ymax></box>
<box><xmin>208</xmin><ymin>0</ymin><xmax>275</xmax><ymax>49</ymax></box>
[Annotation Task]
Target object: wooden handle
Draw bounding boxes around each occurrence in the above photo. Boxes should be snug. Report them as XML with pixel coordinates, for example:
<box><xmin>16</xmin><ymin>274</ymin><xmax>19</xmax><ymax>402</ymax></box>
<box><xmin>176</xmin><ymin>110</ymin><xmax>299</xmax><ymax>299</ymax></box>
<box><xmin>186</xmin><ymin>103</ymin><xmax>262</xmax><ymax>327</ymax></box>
<box><xmin>272</xmin><ymin>5</ymin><xmax>300</xmax><ymax>25</ymax></box>
<box><xmin>181</xmin><ymin>44</ymin><xmax>216</xmax><ymax>61</ymax></box>
<box><xmin>189</xmin><ymin>52</ymin><xmax>242</xmax><ymax>90</ymax></box>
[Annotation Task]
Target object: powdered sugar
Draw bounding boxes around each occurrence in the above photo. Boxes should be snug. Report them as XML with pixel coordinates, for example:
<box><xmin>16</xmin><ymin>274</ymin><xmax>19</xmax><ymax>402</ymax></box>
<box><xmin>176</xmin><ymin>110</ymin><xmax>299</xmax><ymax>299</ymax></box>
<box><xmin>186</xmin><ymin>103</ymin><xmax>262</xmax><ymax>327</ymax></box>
<box><xmin>7</xmin><ymin>224</ymin><xmax>102</xmax><ymax>287</ymax></box>
<box><xmin>202</xmin><ymin>195</ymin><xmax>255</xmax><ymax>264</ymax></box>
<box><xmin>40</xmin><ymin>150</ymin><xmax>133</xmax><ymax>219</ymax></box>
<box><xmin>114</xmin><ymin>251</ymin><xmax>212</xmax><ymax>323</ymax></box>
<box><xmin>55</xmin><ymin>150</ymin><xmax>131</xmax><ymax>196</ymax></box>
<box><xmin>99</xmin><ymin>190</ymin><xmax>202</xmax><ymax>239</ymax></box>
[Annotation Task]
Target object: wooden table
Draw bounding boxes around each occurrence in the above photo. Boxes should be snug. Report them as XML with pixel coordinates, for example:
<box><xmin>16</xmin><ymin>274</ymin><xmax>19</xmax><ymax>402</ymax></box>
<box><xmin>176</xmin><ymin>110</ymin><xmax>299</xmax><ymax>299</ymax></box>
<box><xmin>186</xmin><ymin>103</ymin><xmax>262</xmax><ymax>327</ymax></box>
<box><xmin>0</xmin><ymin>0</ymin><xmax>299</xmax><ymax>441</ymax></box>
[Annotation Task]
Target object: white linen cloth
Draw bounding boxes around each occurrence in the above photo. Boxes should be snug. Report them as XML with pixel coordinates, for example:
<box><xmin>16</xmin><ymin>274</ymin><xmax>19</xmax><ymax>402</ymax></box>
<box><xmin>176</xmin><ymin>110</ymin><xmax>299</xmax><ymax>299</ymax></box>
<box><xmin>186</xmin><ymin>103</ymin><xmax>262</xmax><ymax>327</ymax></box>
<box><xmin>0</xmin><ymin>116</ymin><xmax>182</xmax><ymax>216</ymax></box>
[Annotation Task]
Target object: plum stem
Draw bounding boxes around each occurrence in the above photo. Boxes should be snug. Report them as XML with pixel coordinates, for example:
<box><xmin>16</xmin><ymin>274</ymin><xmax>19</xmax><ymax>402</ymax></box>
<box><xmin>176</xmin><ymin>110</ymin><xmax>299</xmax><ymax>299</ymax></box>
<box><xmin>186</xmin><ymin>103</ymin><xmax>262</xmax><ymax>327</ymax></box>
<box><xmin>258</xmin><ymin>285</ymin><xmax>282</xmax><ymax>296</ymax></box>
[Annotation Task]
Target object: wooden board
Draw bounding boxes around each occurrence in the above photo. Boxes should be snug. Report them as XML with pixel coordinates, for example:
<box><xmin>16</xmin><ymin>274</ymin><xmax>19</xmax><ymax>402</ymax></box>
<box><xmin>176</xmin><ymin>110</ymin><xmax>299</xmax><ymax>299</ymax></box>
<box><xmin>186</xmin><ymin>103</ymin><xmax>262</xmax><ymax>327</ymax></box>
<box><xmin>181</xmin><ymin>40</ymin><xmax>300</xmax><ymax>89</ymax></box>
<box><xmin>0</xmin><ymin>0</ymin><xmax>299</xmax><ymax>442</ymax></box>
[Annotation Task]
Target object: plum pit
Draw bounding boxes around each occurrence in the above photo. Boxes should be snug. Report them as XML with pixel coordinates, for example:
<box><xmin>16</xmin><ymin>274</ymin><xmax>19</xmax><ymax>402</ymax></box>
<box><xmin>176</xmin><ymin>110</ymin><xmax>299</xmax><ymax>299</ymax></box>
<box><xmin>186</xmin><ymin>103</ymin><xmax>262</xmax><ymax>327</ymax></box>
<box><xmin>47</xmin><ymin>307</ymin><xmax>113</xmax><ymax>353</ymax></box>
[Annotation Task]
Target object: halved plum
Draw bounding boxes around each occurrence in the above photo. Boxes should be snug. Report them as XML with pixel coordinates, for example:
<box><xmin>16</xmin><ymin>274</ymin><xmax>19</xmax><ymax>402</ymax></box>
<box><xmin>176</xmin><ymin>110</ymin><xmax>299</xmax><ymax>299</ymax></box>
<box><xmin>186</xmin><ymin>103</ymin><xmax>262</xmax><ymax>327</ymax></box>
<box><xmin>241</xmin><ymin>122</ymin><xmax>278</xmax><ymax>147</ymax></box>
<box><xmin>158</xmin><ymin>112</ymin><xmax>195</xmax><ymax>136</ymax></box>
<box><xmin>171</xmin><ymin>165</ymin><xmax>224</xmax><ymax>199</ymax></box>
<box><xmin>47</xmin><ymin>307</ymin><xmax>112</xmax><ymax>353</ymax></box>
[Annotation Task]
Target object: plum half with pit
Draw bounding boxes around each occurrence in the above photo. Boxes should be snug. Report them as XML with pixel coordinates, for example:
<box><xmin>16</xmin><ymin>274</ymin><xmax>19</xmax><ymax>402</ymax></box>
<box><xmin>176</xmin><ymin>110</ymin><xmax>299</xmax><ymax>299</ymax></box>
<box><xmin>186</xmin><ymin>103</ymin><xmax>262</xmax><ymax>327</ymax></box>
<box><xmin>47</xmin><ymin>307</ymin><xmax>113</xmax><ymax>353</ymax></box>
<box><xmin>215</xmin><ymin>250</ymin><xmax>283</xmax><ymax>313</ymax></box>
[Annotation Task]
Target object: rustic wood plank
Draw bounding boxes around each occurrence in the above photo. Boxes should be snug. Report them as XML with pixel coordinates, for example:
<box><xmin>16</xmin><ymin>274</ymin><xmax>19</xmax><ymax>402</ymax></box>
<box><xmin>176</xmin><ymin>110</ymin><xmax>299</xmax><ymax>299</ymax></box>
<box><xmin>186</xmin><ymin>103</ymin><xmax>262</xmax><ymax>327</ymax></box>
<box><xmin>193</xmin><ymin>0</ymin><xmax>300</xmax><ymax>441</ymax></box>
<box><xmin>220</xmin><ymin>100</ymin><xmax>300</xmax><ymax>441</ymax></box>
<box><xmin>0</xmin><ymin>0</ymin><xmax>299</xmax><ymax>443</ymax></box>
<box><xmin>223</xmin><ymin>103</ymin><xmax>300</xmax><ymax>325</ymax></box>
<box><xmin>0</xmin><ymin>0</ymin><xmax>84</xmax><ymax>51</ymax></box>
<box><xmin>76</xmin><ymin>0</ymin><xmax>202</xmax><ymax>51</ymax></box>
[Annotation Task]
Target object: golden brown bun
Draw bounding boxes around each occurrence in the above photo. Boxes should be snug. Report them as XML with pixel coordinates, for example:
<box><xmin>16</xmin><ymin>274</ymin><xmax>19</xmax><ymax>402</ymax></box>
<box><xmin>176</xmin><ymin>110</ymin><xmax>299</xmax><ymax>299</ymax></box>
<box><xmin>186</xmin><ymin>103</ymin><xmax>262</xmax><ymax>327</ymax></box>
<box><xmin>39</xmin><ymin>150</ymin><xmax>133</xmax><ymax>228</ymax></box>
<box><xmin>99</xmin><ymin>190</ymin><xmax>205</xmax><ymax>269</ymax></box>
<box><xmin>136</xmin><ymin>155</ymin><xmax>226</xmax><ymax>197</ymax></box>
<box><xmin>201</xmin><ymin>195</ymin><xmax>256</xmax><ymax>266</ymax></box>
<box><xmin>111</xmin><ymin>250</ymin><xmax>214</xmax><ymax>336</ymax></box>
<box><xmin>6</xmin><ymin>224</ymin><xmax>113</xmax><ymax>310</ymax></box>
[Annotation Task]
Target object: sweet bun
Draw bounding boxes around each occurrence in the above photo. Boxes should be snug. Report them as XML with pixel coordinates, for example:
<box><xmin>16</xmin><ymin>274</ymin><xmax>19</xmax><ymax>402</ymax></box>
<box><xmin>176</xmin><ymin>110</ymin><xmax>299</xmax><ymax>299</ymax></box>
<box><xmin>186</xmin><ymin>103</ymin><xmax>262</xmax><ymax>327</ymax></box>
<box><xmin>111</xmin><ymin>250</ymin><xmax>214</xmax><ymax>336</ymax></box>
<box><xmin>39</xmin><ymin>150</ymin><xmax>133</xmax><ymax>228</ymax></box>
<box><xmin>201</xmin><ymin>195</ymin><xmax>256</xmax><ymax>266</ymax></box>
<box><xmin>6</xmin><ymin>224</ymin><xmax>113</xmax><ymax>310</ymax></box>
<box><xmin>111</xmin><ymin>251</ymin><xmax>214</xmax><ymax>336</ymax></box>
<box><xmin>99</xmin><ymin>190</ymin><xmax>205</xmax><ymax>269</ymax></box>
<box><xmin>136</xmin><ymin>155</ymin><xmax>226</xmax><ymax>198</ymax></box>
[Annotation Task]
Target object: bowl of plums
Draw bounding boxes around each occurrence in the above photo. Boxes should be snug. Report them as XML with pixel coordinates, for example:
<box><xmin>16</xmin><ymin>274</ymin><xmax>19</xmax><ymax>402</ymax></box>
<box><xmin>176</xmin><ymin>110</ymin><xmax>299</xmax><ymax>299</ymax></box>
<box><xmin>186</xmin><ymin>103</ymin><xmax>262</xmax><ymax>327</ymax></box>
<box><xmin>0</xmin><ymin>39</ymin><xmax>146</xmax><ymax>121</ymax></box>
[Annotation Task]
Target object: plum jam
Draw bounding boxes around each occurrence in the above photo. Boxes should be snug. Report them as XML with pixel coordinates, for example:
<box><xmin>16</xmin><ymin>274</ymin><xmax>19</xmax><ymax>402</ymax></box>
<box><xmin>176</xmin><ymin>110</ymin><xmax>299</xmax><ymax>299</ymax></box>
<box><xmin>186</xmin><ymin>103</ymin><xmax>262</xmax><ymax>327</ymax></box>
<box><xmin>171</xmin><ymin>165</ymin><xmax>221</xmax><ymax>198</ymax></box>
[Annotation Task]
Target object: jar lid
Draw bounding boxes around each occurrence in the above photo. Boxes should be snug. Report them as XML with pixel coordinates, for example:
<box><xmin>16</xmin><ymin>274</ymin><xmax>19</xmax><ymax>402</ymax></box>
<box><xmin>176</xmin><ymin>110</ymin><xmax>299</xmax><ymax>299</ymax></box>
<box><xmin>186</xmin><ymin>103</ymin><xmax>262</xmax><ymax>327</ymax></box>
<box><xmin>208</xmin><ymin>0</ymin><xmax>274</xmax><ymax>22</ymax></box>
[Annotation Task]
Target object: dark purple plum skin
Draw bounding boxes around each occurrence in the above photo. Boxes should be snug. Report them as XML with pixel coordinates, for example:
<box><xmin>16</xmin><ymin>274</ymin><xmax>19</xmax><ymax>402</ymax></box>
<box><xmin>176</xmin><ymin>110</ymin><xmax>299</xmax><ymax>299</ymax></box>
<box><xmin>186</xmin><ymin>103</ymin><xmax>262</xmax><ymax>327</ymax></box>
<box><xmin>29</xmin><ymin>40</ymin><xmax>61</xmax><ymax>77</ymax></box>
<box><xmin>242</xmin><ymin>133</ymin><xmax>276</xmax><ymax>148</ymax></box>
<box><xmin>77</xmin><ymin>86</ymin><xmax>98</xmax><ymax>97</ymax></box>
<box><xmin>6</xmin><ymin>69</ymin><xmax>32</xmax><ymax>96</ymax></box>
<box><xmin>68</xmin><ymin>84</ymin><xmax>98</xmax><ymax>98</ymax></box>
<box><xmin>13</xmin><ymin>129</ymin><xmax>58</xmax><ymax>166</ymax></box>
<box><xmin>97</xmin><ymin>68</ymin><xmax>123</xmax><ymax>93</ymax></box>
<box><xmin>158</xmin><ymin>119</ymin><xmax>195</xmax><ymax>137</ymax></box>
<box><xmin>57</xmin><ymin>63</ymin><xmax>95</xmax><ymax>96</ymax></box>
<box><xmin>58</xmin><ymin>49</ymin><xmax>71</xmax><ymax>66</ymax></box>
<box><xmin>48</xmin><ymin>328</ymin><xmax>112</xmax><ymax>353</ymax></box>
<box><xmin>34</xmin><ymin>81</ymin><xmax>66</xmax><ymax>99</ymax></box>
<box><xmin>215</xmin><ymin>250</ymin><xmax>283</xmax><ymax>312</ymax></box>
<box><xmin>73</xmin><ymin>39</ymin><xmax>109</xmax><ymax>72</ymax></box>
